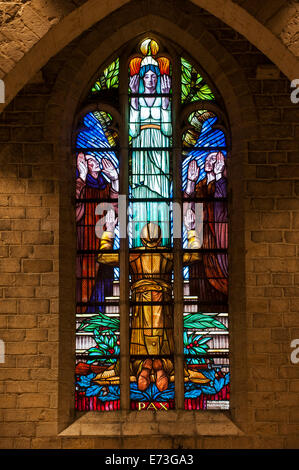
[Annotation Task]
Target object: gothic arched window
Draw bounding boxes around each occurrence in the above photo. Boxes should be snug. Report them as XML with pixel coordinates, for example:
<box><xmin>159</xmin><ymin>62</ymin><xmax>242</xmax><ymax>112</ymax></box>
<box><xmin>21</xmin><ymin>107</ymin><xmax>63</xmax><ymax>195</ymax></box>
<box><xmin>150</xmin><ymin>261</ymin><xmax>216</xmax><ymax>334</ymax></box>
<box><xmin>75</xmin><ymin>37</ymin><xmax>229</xmax><ymax>412</ymax></box>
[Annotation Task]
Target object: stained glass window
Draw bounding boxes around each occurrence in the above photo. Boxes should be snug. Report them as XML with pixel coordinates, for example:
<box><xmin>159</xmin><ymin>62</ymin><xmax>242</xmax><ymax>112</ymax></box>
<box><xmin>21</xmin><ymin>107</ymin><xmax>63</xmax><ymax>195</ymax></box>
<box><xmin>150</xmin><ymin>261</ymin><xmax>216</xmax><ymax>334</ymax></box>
<box><xmin>75</xmin><ymin>38</ymin><xmax>229</xmax><ymax>412</ymax></box>
<box><xmin>75</xmin><ymin>109</ymin><xmax>120</xmax><ymax>411</ymax></box>
<box><xmin>182</xmin><ymin>109</ymin><xmax>229</xmax><ymax>410</ymax></box>
<box><xmin>128</xmin><ymin>40</ymin><xmax>174</xmax><ymax>410</ymax></box>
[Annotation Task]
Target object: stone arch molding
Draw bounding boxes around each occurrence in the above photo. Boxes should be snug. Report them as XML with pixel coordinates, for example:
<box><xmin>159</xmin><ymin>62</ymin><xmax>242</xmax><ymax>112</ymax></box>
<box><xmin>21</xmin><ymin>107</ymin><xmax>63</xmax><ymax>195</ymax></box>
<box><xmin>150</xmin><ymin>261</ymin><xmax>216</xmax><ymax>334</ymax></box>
<box><xmin>0</xmin><ymin>0</ymin><xmax>299</xmax><ymax>113</ymax></box>
<box><xmin>53</xmin><ymin>13</ymin><xmax>249</xmax><ymax>434</ymax></box>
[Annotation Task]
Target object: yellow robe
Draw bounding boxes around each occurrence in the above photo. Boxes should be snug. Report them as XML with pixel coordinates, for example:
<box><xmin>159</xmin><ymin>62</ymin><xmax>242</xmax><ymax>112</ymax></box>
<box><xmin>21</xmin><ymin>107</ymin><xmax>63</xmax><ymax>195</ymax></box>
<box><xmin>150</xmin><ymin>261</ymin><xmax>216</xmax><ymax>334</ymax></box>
<box><xmin>98</xmin><ymin>230</ymin><xmax>201</xmax><ymax>367</ymax></box>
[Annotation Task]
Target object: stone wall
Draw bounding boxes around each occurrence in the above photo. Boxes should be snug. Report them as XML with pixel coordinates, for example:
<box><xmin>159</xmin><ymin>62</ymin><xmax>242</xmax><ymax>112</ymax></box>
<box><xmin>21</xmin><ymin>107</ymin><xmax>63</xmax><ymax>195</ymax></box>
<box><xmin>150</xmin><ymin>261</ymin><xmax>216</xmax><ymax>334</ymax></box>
<box><xmin>0</xmin><ymin>1</ymin><xmax>298</xmax><ymax>449</ymax></box>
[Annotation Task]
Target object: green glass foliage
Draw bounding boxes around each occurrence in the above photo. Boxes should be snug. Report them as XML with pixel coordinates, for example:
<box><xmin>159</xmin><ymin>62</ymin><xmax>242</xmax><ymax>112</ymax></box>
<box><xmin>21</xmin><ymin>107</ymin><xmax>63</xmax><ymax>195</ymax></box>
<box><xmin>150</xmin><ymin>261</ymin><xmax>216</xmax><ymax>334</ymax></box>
<box><xmin>183</xmin><ymin>313</ymin><xmax>227</xmax><ymax>330</ymax></box>
<box><xmin>181</xmin><ymin>57</ymin><xmax>214</xmax><ymax>104</ymax></box>
<box><xmin>78</xmin><ymin>311</ymin><xmax>226</xmax><ymax>334</ymax></box>
<box><xmin>86</xmin><ymin>330</ymin><xmax>119</xmax><ymax>364</ymax></box>
<box><xmin>184</xmin><ymin>332</ymin><xmax>211</xmax><ymax>355</ymax></box>
<box><xmin>78</xmin><ymin>312</ymin><xmax>119</xmax><ymax>332</ymax></box>
<box><xmin>92</xmin><ymin>58</ymin><xmax>119</xmax><ymax>92</ymax></box>
<box><xmin>78</xmin><ymin>314</ymin><xmax>120</xmax><ymax>365</ymax></box>
<box><xmin>78</xmin><ymin>311</ymin><xmax>225</xmax><ymax>366</ymax></box>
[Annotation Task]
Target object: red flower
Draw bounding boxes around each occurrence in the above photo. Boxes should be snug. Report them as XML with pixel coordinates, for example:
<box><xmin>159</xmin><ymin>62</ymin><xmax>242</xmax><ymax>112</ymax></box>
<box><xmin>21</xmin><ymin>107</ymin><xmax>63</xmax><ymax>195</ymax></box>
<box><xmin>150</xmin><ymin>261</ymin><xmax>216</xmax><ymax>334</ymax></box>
<box><xmin>108</xmin><ymin>348</ymin><xmax>115</xmax><ymax>354</ymax></box>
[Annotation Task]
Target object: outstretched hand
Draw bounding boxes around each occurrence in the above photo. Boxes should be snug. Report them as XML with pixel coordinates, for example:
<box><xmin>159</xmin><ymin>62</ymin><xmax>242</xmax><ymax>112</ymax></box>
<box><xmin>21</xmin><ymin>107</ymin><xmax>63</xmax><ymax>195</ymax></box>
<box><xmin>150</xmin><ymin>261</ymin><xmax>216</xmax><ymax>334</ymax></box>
<box><xmin>184</xmin><ymin>209</ymin><xmax>196</xmax><ymax>231</ymax></box>
<box><xmin>161</xmin><ymin>74</ymin><xmax>171</xmax><ymax>94</ymax></box>
<box><xmin>129</xmin><ymin>75</ymin><xmax>139</xmax><ymax>94</ymax></box>
<box><xmin>101</xmin><ymin>158</ymin><xmax>118</xmax><ymax>181</ymax></box>
<box><xmin>105</xmin><ymin>209</ymin><xmax>118</xmax><ymax>233</ymax></box>
<box><xmin>187</xmin><ymin>159</ymin><xmax>199</xmax><ymax>182</ymax></box>
<box><xmin>77</xmin><ymin>152</ymin><xmax>88</xmax><ymax>181</ymax></box>
<box><xmin>213</xmin><ymin>151</ymin><xmax>225</xmax><ymax>176</ymax></box>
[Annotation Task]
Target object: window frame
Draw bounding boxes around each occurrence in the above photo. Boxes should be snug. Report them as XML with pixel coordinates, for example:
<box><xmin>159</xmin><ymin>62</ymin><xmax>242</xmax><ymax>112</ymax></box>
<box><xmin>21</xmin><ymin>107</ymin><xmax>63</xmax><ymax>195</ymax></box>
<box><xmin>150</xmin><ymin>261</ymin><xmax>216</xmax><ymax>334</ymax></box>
<box><xmin>73</xmin><ymin>35</ymin><xmax>231</xmax><ymax>415</ymax></box>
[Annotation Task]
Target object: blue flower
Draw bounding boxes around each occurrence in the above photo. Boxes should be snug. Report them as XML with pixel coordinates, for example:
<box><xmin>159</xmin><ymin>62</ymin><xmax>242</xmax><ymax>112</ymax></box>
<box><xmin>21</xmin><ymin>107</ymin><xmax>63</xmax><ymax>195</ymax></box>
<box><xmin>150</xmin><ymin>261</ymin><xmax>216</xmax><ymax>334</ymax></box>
<box><xmin>185</xmin><ymin>382</ymin><xmax>202</xmax><ymax>398</ymax></box>
<box><xmin>77</xmin><ymin>373</ymin><xmax>96</xmax><ymax>388</ymax></box>
<box><xmin>86</xmin><ymin>384</ymin><xmax>102</xmax><ymax>397</ymax></box>
<box><xmin>98</xmin><ymin>385</ymin><xmax>120</xmax><ymax>401</ymax></box>
<box><xmin>184</xmin><ymin>370</ymin><xmax>229</xmax><ymax>398</ymax></box>
<box><xmin>130</xmin><ymin>382</ymin><xmax>175</xmax><ymax>402</ymax></box>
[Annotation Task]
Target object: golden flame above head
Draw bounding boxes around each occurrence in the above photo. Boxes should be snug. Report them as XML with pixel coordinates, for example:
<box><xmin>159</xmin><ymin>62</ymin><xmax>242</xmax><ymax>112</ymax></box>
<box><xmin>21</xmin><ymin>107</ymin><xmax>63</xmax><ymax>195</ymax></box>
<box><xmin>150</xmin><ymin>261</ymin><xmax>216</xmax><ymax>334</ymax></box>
<box><xmin>140</xmin><ymin>38</ymin><xmax>159</xmax><ymax>56</ymax></box>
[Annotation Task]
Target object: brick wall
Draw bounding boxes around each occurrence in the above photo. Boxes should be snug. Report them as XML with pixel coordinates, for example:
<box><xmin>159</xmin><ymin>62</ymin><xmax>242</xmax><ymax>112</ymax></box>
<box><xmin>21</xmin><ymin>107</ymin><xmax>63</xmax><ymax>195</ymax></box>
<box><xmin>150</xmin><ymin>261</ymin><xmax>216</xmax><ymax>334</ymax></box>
<box><xmin>0</xmin><ymin>75</ymin><xmax>59</xmax><ymax>447</ymax></box>
<box><xmin>0</xmin><ymin>1</ymin><xmax>298</xmax><ymax>449</ymax></box>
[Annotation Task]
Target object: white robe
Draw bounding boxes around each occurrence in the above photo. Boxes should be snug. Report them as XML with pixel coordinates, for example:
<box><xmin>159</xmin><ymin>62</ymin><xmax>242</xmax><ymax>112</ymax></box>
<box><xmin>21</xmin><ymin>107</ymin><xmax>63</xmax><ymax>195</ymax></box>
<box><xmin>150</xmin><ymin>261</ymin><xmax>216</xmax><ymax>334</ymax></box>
<box><xmin>129</xmin><ymin>96</ymin><xmax>172</xmax><ymax>247</ymax></box>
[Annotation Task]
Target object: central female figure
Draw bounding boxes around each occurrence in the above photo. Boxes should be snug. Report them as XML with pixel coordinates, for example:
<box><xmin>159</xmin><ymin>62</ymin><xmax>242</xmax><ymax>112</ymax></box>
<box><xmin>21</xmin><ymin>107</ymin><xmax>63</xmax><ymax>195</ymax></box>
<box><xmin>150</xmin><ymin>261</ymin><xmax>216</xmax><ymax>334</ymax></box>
<box><xmin>129</xmin><ymin>55</ymin><xmax>172</xmax><ymax>248</ymax></box>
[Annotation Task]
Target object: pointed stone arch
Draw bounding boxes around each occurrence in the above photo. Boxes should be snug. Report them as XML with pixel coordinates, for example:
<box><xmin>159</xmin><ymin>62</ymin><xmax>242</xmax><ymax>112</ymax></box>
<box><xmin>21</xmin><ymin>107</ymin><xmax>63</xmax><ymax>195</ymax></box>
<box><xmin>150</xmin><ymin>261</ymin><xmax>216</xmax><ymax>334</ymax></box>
<box><xmin>50</xmin><ymin>12</ymin><xmax>250</xmax><ymax>434</ymax></box>
<box><xmin>0</xmin><ymin>0</ymin><xmax>298</xmax><ymax>114</ymax></box>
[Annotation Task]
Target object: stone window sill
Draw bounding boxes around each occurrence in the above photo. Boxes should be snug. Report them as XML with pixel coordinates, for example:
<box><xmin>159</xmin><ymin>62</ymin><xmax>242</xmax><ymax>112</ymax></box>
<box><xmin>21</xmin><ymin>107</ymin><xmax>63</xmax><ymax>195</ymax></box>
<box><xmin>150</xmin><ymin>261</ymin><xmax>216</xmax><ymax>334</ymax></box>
<box><xmin>59</xmin><ymin>411</ymin><xmax>243</xmax><ymax>437</ymax></box>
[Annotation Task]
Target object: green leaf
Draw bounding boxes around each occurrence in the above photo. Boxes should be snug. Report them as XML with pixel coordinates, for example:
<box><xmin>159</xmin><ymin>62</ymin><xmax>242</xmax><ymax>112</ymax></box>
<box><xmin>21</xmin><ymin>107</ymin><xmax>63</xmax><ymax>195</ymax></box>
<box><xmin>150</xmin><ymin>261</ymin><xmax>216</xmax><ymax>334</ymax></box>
<box><xmin>90</xmin><ymin>58</ymin><xmax>119</xmax><ymax>92</ymax></box>
<box><xmin>194</xmin><ymin>347</ymin><xmax>207</xmax><ymax>354</ymax></box>
<box><xmin>107</xmin><ymin>61</ymin><xmax>116</xmax><ymax>73</ymax></box>
<box><xmin>196</xmin><ymin>336</ymin><xmax>211</xmax><ymax>345</ymax></box>
<box><xmin>110</xmin><ymin>75</ymin><xmax>119</xmax><ymax>88</ymax></box>
<box><xmin>184</xmin><ymin>313</ymin><xmax>227</xmax><ymax>330</ymax></box>
<box><xmin>78</xmin><ymin>312</ymin><xmax>120</xmax><ymax>333</ymax></box>
<box><xmin>183</xmin><ymin>67</ymin><xmax>191</xmax><ymax>80</ymax></box>
<box><xmin>87</xmin><ymin>347</ymin><xmax>100</xmax><ymax>354</ymax></box>
<box><xmin>181</xmin><ymin>74</ymin><xmax>189</xmax><ymax>85</ymax></box>
<box><xmin>181</xmin><ymin>83</ymin><xmax>189</xmax><ymax>102</ymax></box>
<box><xmin>198</xmin><ymin>84</ymin><xmax>214</xmax><ymax>100</ymax></box>
<box><xmin>181</xmin><ymin>57</ymin><xmax>192</xmax><ymax>71</ymax></box>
